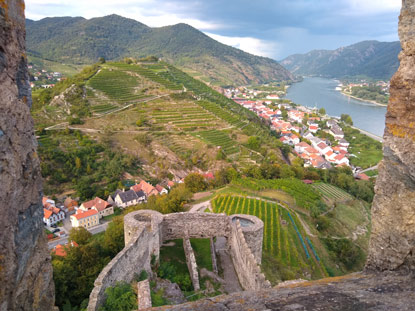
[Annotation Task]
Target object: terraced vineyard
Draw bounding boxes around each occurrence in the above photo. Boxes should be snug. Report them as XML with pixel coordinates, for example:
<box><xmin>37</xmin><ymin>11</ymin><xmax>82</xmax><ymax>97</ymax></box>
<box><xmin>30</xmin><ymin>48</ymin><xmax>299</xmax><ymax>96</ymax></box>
<box><xmin>198</xmin><ymin>100</ymin><xmax>247</xmax><ymax>128</ymax></box>
<box><xmin>211</xmin><ymin>195</ymin><xmax>327</xmax><ymax>280</ymax></box>
<box><xmin>313</xmin><ymin>183</ymin><xmax>353</xmax><ymax>201</ymax></box>
<box><xmin>109</xmin><ymin>63</ymin><xmax>183</xmax><ymax>90</ymax></box>
<box><xmin>87</xmin><ymin>68</ymin><xmax>149</xmax><ymax>103</ymax></box>
<box><xmin>195</xmin><ymin>130</ymin><xmax>239</xmax><ymax>155</ymax></box>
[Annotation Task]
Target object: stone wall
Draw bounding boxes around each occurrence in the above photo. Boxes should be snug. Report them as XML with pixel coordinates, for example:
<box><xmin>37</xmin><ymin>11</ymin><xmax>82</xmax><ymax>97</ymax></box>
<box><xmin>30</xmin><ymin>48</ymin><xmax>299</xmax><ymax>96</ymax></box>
<box><xmin>231</xmin><ymin>214</ymin><xmax>264</xmax><ymax>264</ymax></box>
<box><xmin>210</xmin><ymin>237</ymin><xmax>218</xmax><ymax>274</ymax></box>
<box><xmin>229</xmin><ymin>220</ymin><xmax>271</xmax><ymax>290</ymax></box>
<box><xmin>137</xmin><ymin>279</ymin><xmax>152</xmax><ymax>310</ymax></box>
<box><xmin>88</xmin><ymin>210</ymin><xmax>267</xmax><ymax>310</ymax></box>
<box><xmin>87</xmin><ymin>211</ymin><xmax>163</xmax><ymax>310</ymax></box>
<box><xmin>162</xmin><ymin>212</ymin><xmax>231</xmax><ymax>240</ymax></box>
<box><xmin>366</xmin><ymin>0</ymin><xmax>415</xmax><ymax>271</ymax></box>
<box><xmin>0</xmin><ymin>1</ymin><xmax>55</xmax><ymax>310</ymax></box>
<box><xmin>183</xmin><ymin>236</ymin><xmax>200</xmax><ymax>291</ymax></box>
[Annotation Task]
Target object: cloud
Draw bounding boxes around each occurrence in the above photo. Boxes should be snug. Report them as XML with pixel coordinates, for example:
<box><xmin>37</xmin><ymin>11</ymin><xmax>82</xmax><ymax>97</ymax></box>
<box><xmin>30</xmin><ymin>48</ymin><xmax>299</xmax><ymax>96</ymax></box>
<box><xmin>205</xmin><ymin>32</ymin><xmax>280</xmax><ymax>58</ymax></box>
<box><xmin>342</xmin><ymin>0</ymin><xmax>401</xmax><ymax>16</ymax></box>
<box><xmin>25</xmin><ymin>0</ymin><xmax>224</xmax><ymax>30</ymax></box>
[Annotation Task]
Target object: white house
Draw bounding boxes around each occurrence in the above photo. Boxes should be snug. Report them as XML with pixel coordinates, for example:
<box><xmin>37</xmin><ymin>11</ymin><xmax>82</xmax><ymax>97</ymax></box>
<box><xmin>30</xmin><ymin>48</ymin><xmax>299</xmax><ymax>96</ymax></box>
<box><xmin>43</xmin><ymin>207</ymin><xmax>65</xmax><ymax>227</ymax></box>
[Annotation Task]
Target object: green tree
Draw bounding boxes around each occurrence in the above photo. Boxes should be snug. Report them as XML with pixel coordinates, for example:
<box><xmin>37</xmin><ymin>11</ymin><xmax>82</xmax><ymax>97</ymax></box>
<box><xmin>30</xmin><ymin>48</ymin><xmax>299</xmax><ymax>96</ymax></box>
<box><xmin>246</xmin><ymin>136</ymin><xmax>261</xmax><ymax>151</ymax></box>
<box><xmin>184</xmin><ymin>173</ymin><xmax>207</xmax><ymax>193</ymax></box>
<box><xmin>318</xmin><ymin>108</ymin><xmax>326</xmax><ymax>115</ymax></box>
<box><xmin>280</xmin><ymin>164</ymin><xmax>295</xmax><ymax>178</ymax></box>
<box><xmin>69</xmin><ymin>227</ymin><xmax>92</xmax><ymax>245</ymax></box>
<box><xmin>101</xmin><ymin>282</ymin><xmax>137</xmax><ymax>311</ymax></box>
<box><xmin>104</xmin><ymin>216</ymin><xmax>125</xmax><ymax>256</ymax></box>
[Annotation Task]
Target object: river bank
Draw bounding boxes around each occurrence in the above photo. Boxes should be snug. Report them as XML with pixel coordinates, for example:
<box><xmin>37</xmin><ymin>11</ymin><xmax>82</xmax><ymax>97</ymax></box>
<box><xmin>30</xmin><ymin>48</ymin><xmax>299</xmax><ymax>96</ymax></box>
<box><xmin>285</xmin><ymin>77</ymin><xmax>386</xmax><ymax>137</ymax></box>
<box><xmin>340</xmin><ymin>90</ymin><xmax>388</xmax><ymax>107</ymax></box>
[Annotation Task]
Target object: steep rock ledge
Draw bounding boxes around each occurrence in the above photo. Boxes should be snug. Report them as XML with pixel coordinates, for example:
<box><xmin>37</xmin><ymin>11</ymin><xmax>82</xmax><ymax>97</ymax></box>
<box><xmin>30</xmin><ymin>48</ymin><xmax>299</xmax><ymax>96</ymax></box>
<box><xmin>366</xmin><ymin>0</ymin><xmax>415</xmax><ymax>271</ymax></box>
<box><xmin>0</xmin><ymin>1</ymin><xmax>55</xmax><ymax>310</ymax></box>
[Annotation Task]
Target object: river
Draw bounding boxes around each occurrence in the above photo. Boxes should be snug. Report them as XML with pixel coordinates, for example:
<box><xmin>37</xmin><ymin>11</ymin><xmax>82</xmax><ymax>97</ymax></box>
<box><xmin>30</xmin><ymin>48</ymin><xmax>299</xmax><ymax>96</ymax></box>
<box><xmin>285</xmin><ymin>77</ymin><xmax>387</xmax><ymax>137</ymax></box>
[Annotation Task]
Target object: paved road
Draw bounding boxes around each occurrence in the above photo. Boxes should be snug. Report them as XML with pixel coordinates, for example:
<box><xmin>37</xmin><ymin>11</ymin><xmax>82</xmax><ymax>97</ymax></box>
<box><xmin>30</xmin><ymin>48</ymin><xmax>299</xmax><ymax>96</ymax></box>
<box><xmin>360</xmin><ymin>165</ymin><xmax>379</xmax><ymax>173</ymax></box>
<box><xmin>351</xmin><ymin>125</ymin><xmax>383</xmax><ymax>142</ymax></box>
<box><xmin>48</xmin><ymin>222</ymin><xmax>109</xmax><ymax>249</ymax></box>
<box><xmin>189</xmin><ymin>201</ymin><xmax>211</xmax><ymax>213</ymax></box>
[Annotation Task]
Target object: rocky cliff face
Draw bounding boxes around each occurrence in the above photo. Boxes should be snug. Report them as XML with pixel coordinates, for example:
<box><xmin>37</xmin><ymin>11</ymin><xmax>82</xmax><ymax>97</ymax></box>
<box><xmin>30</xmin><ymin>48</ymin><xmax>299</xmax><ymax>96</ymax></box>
<box><xmin>0</xmin><ymin>1</ymin><xmax>55</xmax><ymax>310</ymax></box>
<box><xmin>366</xmin><ymin>0</ymin><xmax>415</xmax><ymax>271</ymax></box>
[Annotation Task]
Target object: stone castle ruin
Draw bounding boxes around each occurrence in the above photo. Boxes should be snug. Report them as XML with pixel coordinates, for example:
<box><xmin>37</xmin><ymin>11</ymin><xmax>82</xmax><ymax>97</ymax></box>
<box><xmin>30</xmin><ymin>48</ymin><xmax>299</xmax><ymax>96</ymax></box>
<box><xmin>87</xmin><ymin>210</ymin><xmax>270</xmax><ymax>310</ymax></box>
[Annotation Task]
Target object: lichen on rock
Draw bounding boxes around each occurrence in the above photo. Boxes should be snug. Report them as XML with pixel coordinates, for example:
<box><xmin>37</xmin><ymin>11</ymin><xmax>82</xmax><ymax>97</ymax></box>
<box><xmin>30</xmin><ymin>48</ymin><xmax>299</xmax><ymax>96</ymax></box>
<box><xmin>0</xmin><ymin>1</ymin><xmax>55</xmax><ymax>310</ymax></box>
<box><xmin>366</xmin><ymin>0</ymin><xmax>415</xmax><ymax>271</ymax></box>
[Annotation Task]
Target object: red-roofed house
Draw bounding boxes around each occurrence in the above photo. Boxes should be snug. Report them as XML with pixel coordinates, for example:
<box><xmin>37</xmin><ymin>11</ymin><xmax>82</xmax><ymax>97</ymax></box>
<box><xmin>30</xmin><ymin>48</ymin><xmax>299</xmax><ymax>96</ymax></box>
<box><xmin>155</xmin><ymin>184</ymin><xmax>168</xmax><ymax>195</ymax></box>
<box><xmin>334</xmin><ymin>154</ymin><xmax>350</xmax><ymax>166</ymax></box>
<box><xmin>53</xmin><ymin>241</ymin><xmax>78</xmax><ymax>257</ymax></box>
<box><xmin>79</xmin><ymin>197</ymin><xmax>113</xmax><ymax>219</ymax></box>
<box><xmin>64</xmin><ymin>197</ymin><xmax>78</xmax><ymax>213</ymax></box>
<box><xmin>70</xmin><ymin>209</ymin><xmax>99</xmax><ymax>229</ymax></box>
<box><xmin>131</xmin><ymin>180</ymin><xmax>160</xmax><ymax>197</ymax></box>
<box><xmin>355</xmin><ymin>173</ymin><xmax>370</xmax><ymax>181</ymax></box>
<box><xmin>43</xmin><ymin>198</ymin><xmax>65</xmax><ymax>226</ymax></box>
<box><xmin>167</xmin><ymin>180</ymin><xmax>175</xmax><ymax>189</ymax></box>
<box><xmin>316</xmin><ymin>142</ymin><xmax>332</xmax><ymax>155</ymax></box>
<box><xmin>309</xmin><ymin>124</ymin><xmax>319</xmax><ymax>133</ymax></box>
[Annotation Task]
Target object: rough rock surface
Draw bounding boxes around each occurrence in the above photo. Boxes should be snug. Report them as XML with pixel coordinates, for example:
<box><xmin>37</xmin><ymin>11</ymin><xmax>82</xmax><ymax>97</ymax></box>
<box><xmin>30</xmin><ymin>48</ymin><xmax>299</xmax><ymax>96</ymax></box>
<box><xmin>366</xmin><ymin>0</ymin><xmax>415</xmax><ymax>271</ymax></box>
<box><xmin>148</xmin><ymin>272</ymin><xmax>415</xmax><ymax>311</ymax></box>
<box><xmin>0</xmin><ymin>1</ymin><xmax>55</xmax><ymax>310</ymax></box>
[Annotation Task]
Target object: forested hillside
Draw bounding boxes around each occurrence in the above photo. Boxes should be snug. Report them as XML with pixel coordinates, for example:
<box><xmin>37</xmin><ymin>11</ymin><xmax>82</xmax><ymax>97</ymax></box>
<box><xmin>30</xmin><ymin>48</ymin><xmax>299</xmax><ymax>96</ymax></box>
<box><xmin>281</xmin><ymin>40</ymin><xmax>400</xmax><ymax>80</ymax></box>
<box><xmin>26</xmin><ymin>15</ymin><xmax>293</xmax><ymax>86</ymax></box>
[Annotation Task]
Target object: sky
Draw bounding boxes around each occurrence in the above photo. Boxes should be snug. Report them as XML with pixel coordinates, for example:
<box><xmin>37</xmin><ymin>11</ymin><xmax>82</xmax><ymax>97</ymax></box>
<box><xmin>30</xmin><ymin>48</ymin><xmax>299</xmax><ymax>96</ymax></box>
<box><xmin>25</xmin><ymin>0</ymin><xmax>401</xmax><ymax>60</ymax></box>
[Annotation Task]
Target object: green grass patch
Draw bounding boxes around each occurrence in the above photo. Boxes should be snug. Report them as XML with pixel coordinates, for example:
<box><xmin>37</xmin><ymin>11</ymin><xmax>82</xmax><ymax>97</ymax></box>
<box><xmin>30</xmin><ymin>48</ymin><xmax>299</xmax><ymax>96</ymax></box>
<box><xmin>190</xmin><ymin>238</ymin><xmax>213</xmax><ymax>271</ymax></box>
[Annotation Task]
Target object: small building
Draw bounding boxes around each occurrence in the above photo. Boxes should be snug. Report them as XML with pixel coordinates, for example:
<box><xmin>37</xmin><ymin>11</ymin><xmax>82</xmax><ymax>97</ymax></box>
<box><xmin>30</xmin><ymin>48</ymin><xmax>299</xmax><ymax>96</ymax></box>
<box><xmin>70</xmin><ymin>209</ymin><xmax>99</xmax><ymax>229</ymax></box>
<box><xmin>131</xmin><ymin>180</ymin><xmax>159</xmax><ymax>197</ymax></box>
<box><xmin>167</xmin><ymin>180</ymin><xmax>175</xmax><ymax>189</ymax></box>
<box><xmin>63</xmin><ymin>197</ymin><xmax>78</xmax><ymax>213</ymax></box>
<box><xmin>43</xmin><ymin>208</ymin><xmax>65</xmax><ymax>227</ymax></box>
<box><xmin>115</xmin><ymin>189</ymin><xmax>144</xmax><ymax>208</ymax></box>
<box><xmin>329</xmin><ymin>126</ymin><xmax>345</xmax><ymax>140</ymax></box>
<box><xmin>80</xmin><ymin>197</ymin><xmax>113</xmax><ymax>219</ymax></box>
<box><xmin>155</xmin><ymin>184</ymin><xmax>168</xmax><ymax>195</ymax></box>
<box><xmin>53</xmin><ymin>241</ymin><xmax>78</xmax><ymax>257</ymax></box>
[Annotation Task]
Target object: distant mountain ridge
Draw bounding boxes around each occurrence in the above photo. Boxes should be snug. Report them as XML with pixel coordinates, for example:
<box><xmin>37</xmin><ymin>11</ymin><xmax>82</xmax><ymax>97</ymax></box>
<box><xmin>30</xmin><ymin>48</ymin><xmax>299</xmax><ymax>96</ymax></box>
<box><xmin>26</xmin><ymin>14</ymin><xmax>293</xmax><ymax>85</ymax></box>
<box><xmin>280</xmin><ymin>40</ymin><xmax>401</xmax><ymax>80</ymax></box>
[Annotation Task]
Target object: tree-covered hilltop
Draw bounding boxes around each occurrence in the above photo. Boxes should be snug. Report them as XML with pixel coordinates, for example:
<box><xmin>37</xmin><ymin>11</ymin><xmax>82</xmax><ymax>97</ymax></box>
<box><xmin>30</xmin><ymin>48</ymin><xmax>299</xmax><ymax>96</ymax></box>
<box><xmin>26</xmin><ymin>15</ymin><xmax>293</xmax><ymax>86</ymax></box>
<box><xmin>280</xmin><ymin>40</ymin><xmax>400</xmax><ymax>80</ymax></box>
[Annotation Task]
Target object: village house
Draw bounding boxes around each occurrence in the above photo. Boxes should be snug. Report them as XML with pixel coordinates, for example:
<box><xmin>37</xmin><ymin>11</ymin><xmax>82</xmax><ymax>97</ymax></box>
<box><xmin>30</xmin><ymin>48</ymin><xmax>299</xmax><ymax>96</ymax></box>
<box><xmin>70</xmin><ymin>209</ymin><xmax>99</xmax><ymax>229</ymax></box>
<box><xmin>42</xmin><ymin>196</ymin><xmax>65</xmax><ymax>227</ymax></box>
<box><xmin>326</xmin><ymin>119</ymin><xmax>338</xmax><ymax>128</ymax></box>
<box><xmin>155</xmin><ymin>185</ymin><xmax>168</xmax><ymax>195</ymax></box>
<box><xmin>315</xmin><ymin>141</ymin><xmax>332</xmax><ymax>155</ymax></box>
<box><xmin>43</xmin><ymin>208</ymin><xmax>65</xmax><ymax>227</ymax></box>
<box><xmin>114</xmin><ymin>189</ymin><xmax>146</xmax><ymax>208</ymax></box>
<box><xmin>131</xmin><ymin>180</ymin><xmax>160</xmax><ymax>197</ymax></box>
<box><xmin>80</xmin><ymin>197</ymin><xmax>113</xmax><ymax>219</ymax></box>
<box><xmin>266</xmin><ymin>94</ymin><xmax>279</xmax><ymax>100</ymax></box>
<box><xmin>338</xmin><ymin>138</ymin><xmax>350</xmax><ymax>148</ymax></box>
<box><xmin>333</xmin><ymin>154</ymin><xmax>350</xmax><ymax>166</ymax></box>
<box><xmin>288</xmin><ymin>110</ymin><xmax>305</xmax><ymax>123</ymax></box>
<box><xmin>329</xmin><ymin>125</ymin><xmax>345</xmax><ymax>140</ymax></box>
<box><xmin>63</xmin><ymin>197</ymin><xmax>78</xmax><ymax>213</ymax></box>
<box><xmin>308</xmin><ymin>124</ymin><xmax>319</xmax><ymax>133</ymax></box>
<box><xmin>53</xmin><ymin>241</ymin><xmax>78</xmax><ymax>257</ymax></box>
